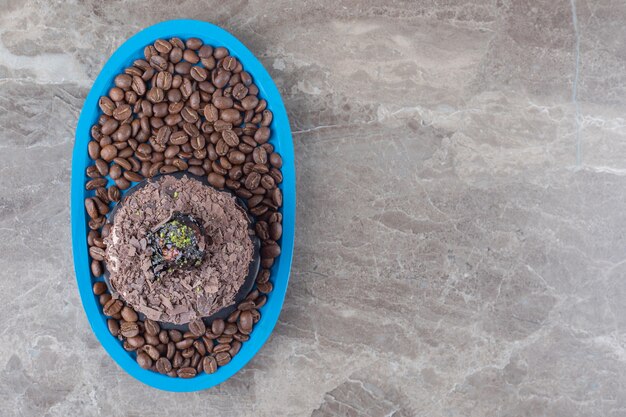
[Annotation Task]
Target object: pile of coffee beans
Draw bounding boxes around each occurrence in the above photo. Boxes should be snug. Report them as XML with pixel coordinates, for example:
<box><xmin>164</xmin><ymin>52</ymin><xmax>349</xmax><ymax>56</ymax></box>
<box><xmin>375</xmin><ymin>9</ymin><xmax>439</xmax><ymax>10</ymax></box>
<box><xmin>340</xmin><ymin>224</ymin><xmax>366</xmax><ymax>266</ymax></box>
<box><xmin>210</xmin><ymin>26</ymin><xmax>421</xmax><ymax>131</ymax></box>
<box><xmin>85</xmin><ymin>36</ymin><xmax>283</xmax><ymax>377</ymax></box>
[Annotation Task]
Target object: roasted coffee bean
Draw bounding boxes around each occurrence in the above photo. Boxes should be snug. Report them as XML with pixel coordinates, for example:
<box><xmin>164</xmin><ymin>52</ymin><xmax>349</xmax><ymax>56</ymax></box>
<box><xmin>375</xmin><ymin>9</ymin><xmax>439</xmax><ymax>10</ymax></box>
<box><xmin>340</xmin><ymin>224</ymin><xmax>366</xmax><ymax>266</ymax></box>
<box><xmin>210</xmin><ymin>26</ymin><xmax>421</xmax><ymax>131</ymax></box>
<box><xmin>215</xmin><ymin>352</ymin><xmax>231</xmax><ymax>366</ymax></box>
<box><xmin>113</xmin><ymin>157</ymin><xmax>131</xmax><ymax>171</ymax></box>
<box><xmin>88</xmin><ymin>217</ymin><xmax>106</xmax><ymax>230</ymax></box>
<box><xmin>147</xmin><ymin>86</ymin><xmax>165</xmax><ymax>103</ymax></box>
<box><xmin>213</xmin><ymin>96</ymin><xmax>233</xmax><ymax>109</ymax></box>
<box><xmin>207</xmin><ymin>172</ymin><xmax>225</xmax><ymax>189</ymax></box>
<box><xmin>107</xmin><ymin>319</ymin><xmax>119</xmax><ymax>336</ymax></box>
<box><xmin>189</xmin><ymin>319</ymin><xmax>206</xmax><ymax>337</ymax></box>
<box><xmin>160</xmin><ymin>164</ymin><xmax>178</xmax><ymax>174</ymax></box>
<box><xmin>140</xmin><ymin>319</ymin><xmax>159</xmax><ymax>337</ymax></box>
<box><xmin>244</xmin><ymin>172</ymin><xmax>261</xmax><ymax>190</ymax></box>
<box><xmin>255</xmin><ymin>295</ymin><xmax>267</xmax><ymax>309</ymax></box>
<box><xmin>181</xmin><ymin>107</ymin><xmax>199</xmax><ymax>123</ymax></box>
<box><xmin>127</xmin><ymin>335</ymin><xmax>145</xmax><ymax>349</ymax></box>
<box><xmin>241</xmin><ymin>95</ymin><xmax>259</xmax><ymax>111</ymax></box>
<box><xmin>252</xmin><ymin>147</ymin><xmax>268</xmax><ymax>165</ymax></box>
<box><xmin>120</xmin><ymin>321</ymin><xmax>140</xmax><ymax>338</ymax></box>
<box><xmin>213</xmin><ymin>343</ymin><xmax>230</xmax><ymax>354</ymax></box>
<box><xmin>188</xmin><ymin>166</ymin><xmax>206</xmax><ymax>176</ymax></box>
<box><xmin>137</xmin><ymin>352</ymin><xmax>153</xmax><ymax>369</ymax></box>
<box><xmin>92</xmin><ymin>236</ymin><xmax>106</xmax><ymax>249</ymax></box>
<box><xmin>223</xmin><ymin>323</ymin><xmax>238</xmax><ymax>335</ymax></box>
<box><xmin>100</xmin><ymin>144</ymin><xmax>118</xmax><ymax>162</ymax></box>
<box><xmin>177</xmin><ymin>367</ymin><xmax>197</xmax><ymax>378</ymax></box>
<box><xmin>258</xmin><ymin>281</ymin><xmax>273</xmax><ymax>294</ymax></box>
<box><xmin>112</xmin><ymin>103</ymin><xmax>131</xmax><ymax>121</ymax></box>
<box><xmin>254</xmin><ymin>126</ymin><xmax>271</xmax><ymax>144</ymax></box>
<box><xmin>271</xmin><ymin>187</ymin><xmax>283</xmax><ymax>207</ymax></box>
<box><xmin>109</xmin><ymin>86</ymin><xmax>125</xmax><ymax>102</ymax></box>
<box><xmin>99</xmin><ymin>293</ymin><xmax>112</xmax><ymax>306</ymax></box>
<box><xmin>123</xmin><ymin>170</ymin><xmax>143</xmax><ymax>182</ymax></box>
<box><xmin>86</xmin><ymin>178</ymin><xmax>107</xmax><ymax>191</ymax></box>
<box><xmin>237</xmin><ymin>301</ymin><xmax>256</xmax><ymax>311</ymax></box>
<box><xmin>212</xmin><ymin>68</ymin><xmax>231</xmax><ymax>88</ymax></box>
<box><xmin>210</xmin><ymin>319</ymin><xmax>225</xmax><ymax>336</ymax></box>
<box><xmin>169</xmin><ymin>46</ymin><xmax>183</xmax><ymax>63</ymax></box>
<box><xmin>86</xmin><ymin>166</ymin><xmax>102</xmax><ymax>179</ymax></box>
<box><xmin>150</xmin><ymin>54</ymin><xmax>168</xmax><ymax>71</ymax></box>
<box><xmin>190</xmin><ymin>65</ymin><xmax>207</xmax><ymax>81</ymax></box>
<box><xmin>92</xmin><ymin>281</ymin><xmax>107</xmax><ymax>295</ymax></box>
<box><xmin>175</xmin><ymin>338</ymin><xmax>194</xmax><ymax>350</ymax></box>
<box><xmin>168</xmin><ymin>330</ymin><xmax>182</xmax><ymax>343</ymax></box>
<box><xmin>95</xmin><ymin>159</ymin><xmax>109</xmax><ymax>176</ymax></box>
<box><xmin>181</xmin><ymin>347</ymin><xmax>195</xmax><ymax>359</ymax></box>
<box><xmin>108</xmin><ymin>185</ymin><xmax>121</xmax><ymax>202</ymax></box>
<box><xmin>85</xmin><ymin>198</ymin><xmax>99</xmax><ymax>219</ymax></box>
<box><xmin>156</xmin><ymin>357</ymin><xmax>172</xmax><ymax>374</ymax></box>
<box><xmin>101</xmin><ymin>119</ymin><xmax>119</xmax><ymax>136</ymax></box>
<box><xmin>261</xmin><ymin>242</ymin><xmax>281</xmax><ymax>258</ymax></box>
<box><xmin>123</xmin><ymin>340</ymin><xmax>136</xmax><ymax>352</ymax></box>
<box><xmin>103</xmin><ymin>299</ymin><xmax>123</xmax><ymax>316</ymax></box>
<box><xmin>172</xmin><ymin>351</ymin><xmax>183</xmax><ymax>368</ymax></box>
<box><xmin>114</xmin><ymin>74</ymin><xmax>132</xmax><ymax>90</ymax></box>
<box><xmin>219</xmin><ymin>109</ymin><xmax>239</xmax><ymax>123</ymax></box>
<box><xmin>87</xmin><ymin>230</ymin><xmax>99</xmax><ymax>247</ymax></box>
<box><xmin>169</xmin><ymin>131</ymin><xmax>189</xmax><ymax>145</ymax></box>
<box><xmin>164</xmin><ymin>342</ymin><xmax>175</xmax><ymax>360</ymax></box>
<box><xmin>270</xmin><ymin>222</ymin><xmax>282</xmax><ymax>240</ymax></box>
<box><xmin>115</xmin><ymin>177</ymin><xmax>131</xmax><ymax>190</ymax></box>
<box><xmin>217</xmin><ymin>335</ymin><xmax>233</xmax><ymax>344</ymax></box>
<box><xmin>145</xmin><ymin>333</ymin><xmax>160</xmax><ymax>346</ymax></box>
<box><xmin>142</xmin><ymin>344</ymin><xmax>160</xmax><ymax>361</ymax></box>
<box><xmin>261</xmin><ymin>174</ymin><xmax>275</xmax><ymax>190</ymax></box>
<box><xmin>88</xmin><ymin>141</ymin><xmax>101</xmax><ymax>160</ymax></box>
<box><xmin>227</xmin><ymin>310</ymin><xmax>241</xmax><ymax>323</ymax></box>
<box><xmin>89</xmin><ymin>246</ymin><xmax>106</xmax><ymax>261</ymax></box>
<box><xmin>235</xmin><ymin>188</ymin><xmax>253</xmax><ymax>199</ymax></box>
<box><xmin>203</xmin><ymin>356</ymin><xmax>217</xmax><ymax>374</ymax></box>
<box><xmin>191</xmin><ymin>340</ymin><xmax>206</xmax><ymax>356</ymax></box>
<box><xmin>121</xmin><ymin>306</ymin><xmax>138</xmax><ymax>322</ymax></box>
<box><xmin>98</xmin><ymin>96</ymin><xmax>116</xmax><ymax>116</ymax></box>
<box><xmin>229</xmin><ymin>341</ymin><xmax>242</xmax><ymax>357</ymax></box>
<box><xmin>91</xmin><ymin>260</ymin><xmax>103</xmax><ymax>277</ymax></box>
<box><xmin>239</xmin><ymin>310</ymin><xmax>253</xmax><ymax>332</ymax></box>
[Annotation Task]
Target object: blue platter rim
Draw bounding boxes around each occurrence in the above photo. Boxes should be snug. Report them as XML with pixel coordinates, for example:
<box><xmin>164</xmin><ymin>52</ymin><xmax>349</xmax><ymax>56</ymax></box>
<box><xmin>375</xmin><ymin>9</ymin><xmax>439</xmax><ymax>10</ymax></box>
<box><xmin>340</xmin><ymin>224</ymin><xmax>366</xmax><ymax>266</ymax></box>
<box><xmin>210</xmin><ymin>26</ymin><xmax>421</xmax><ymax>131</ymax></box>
<box><xmin>71</xmin><ymin>19</ymin><xmax>295</xmax><ymax>392</ymax></box>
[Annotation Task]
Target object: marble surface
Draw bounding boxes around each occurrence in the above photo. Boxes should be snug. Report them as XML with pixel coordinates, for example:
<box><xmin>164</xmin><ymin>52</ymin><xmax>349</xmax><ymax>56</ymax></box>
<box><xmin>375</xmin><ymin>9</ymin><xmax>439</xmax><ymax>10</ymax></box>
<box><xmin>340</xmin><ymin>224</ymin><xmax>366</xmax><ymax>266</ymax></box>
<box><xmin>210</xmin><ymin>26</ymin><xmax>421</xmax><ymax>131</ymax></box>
<box><xmin>1</xmin><ymin>0</ymin><xmax>626</xmax><ymax>416</ymax></box>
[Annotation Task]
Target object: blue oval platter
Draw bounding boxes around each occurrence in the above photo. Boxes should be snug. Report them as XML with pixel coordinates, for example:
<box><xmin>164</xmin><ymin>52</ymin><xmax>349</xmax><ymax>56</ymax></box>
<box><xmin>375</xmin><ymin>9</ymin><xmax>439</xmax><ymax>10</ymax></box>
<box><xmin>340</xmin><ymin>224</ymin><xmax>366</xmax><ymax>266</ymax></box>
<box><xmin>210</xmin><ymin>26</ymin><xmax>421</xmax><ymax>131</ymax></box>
<box><xmin>71</xmin><ymin>19</ymin><xmax>295</xmax><ymax>391</ymax></box>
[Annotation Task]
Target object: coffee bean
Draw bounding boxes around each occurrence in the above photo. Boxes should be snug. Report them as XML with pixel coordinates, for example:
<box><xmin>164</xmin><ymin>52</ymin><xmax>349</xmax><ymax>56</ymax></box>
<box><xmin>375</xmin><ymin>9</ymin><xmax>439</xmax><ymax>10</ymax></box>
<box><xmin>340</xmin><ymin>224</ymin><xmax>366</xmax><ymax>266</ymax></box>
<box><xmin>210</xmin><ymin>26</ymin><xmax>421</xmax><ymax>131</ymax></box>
<box><xmin>114</xmin><ymin>74</ymin><xmax>132</xmax><ymax>90</ymax></box>
<box><xmin>241</xmin><ymin>95</ymin><xmax>259</xmax><ymax>111</ymax></box>
<box><xmin>213</xmin><ymin>343</ymin><xmax>230</xmax><ymax>354</ymax></box>
<box><xmin>121</xmin><ymin>306</ymin><xmax>138</xmax><ymax>322</ymax></box>
<box><xmin>120</xmin><ymin>321</ymin><xmax>140</xmax><ymax>338</ymax></box>
<box><xmin>99</xmin><ymin>293</ymin><xmax>112</xmax><ymax>306</ymax></box>
<box><xmin>271</xmin><ymin>187</ymin><xmax>283</xmax><ymax>207</ymax></box>
<box><xmin>127</xmin><ymin>335</ymin><xmax>145</xmax><ymax>349</ymax></box>
<box><xmin>255</xmin><ymin>295</ymin><xmax>267</xmax><ymax>309</ymax></box>
<box><xmin>261</xmin><ymin>242</ymin><xmax>281</xmax><ymax>259</ymax></box>
<box><xmin>107</xmin><ymin>186</ymin><xmax>121</xmax><ymax>202</ymax></box>
<box><xmin>92</xmin><ymin>281</ymin><xmax>107</xmax><ymax>295</ymax></box>
<box><xmin>253</xmin><ymin>163</ymin><xmax>270</xmax><ymax>174</ymax></box>
<box><xmin>91</xmin><ymin>260</ymin><xmax>103</xmax><ymax>277</ymax></box>
<box><xmin>227</xmin><ymin>310</ymin><xmax>241</xmax><ymax>323</ymax></box>
<box><xmin>216</xmin><ymin>335</ymin><xmax>233</xmax><ymax>344</ymax></box>
<box><xmin>244</xmin><ymin>172</ymin><xmax>261</xmax><ymax>190</ymax></box>
<box><xmin>140</xmin><ymin>319</ymin><xmax>159</xmax><ymax>337</ymax></box>
<box><xmin>177</xmin><ymin>367</ymin><xmax>197</xmax><ymax>378</ymax></box>
<box><xmin>107</xmin><ymin>319</ymin><xmax>119</xmax><ymax>336</ymax></box>
<box><xmin>239</xmin><ymin>310</ymin><xmax>253</xmax><ymax>333</ymax></box>
<box><xmin>103</xmin><ymin>299</ymin><xmax>123</xmax><ymax>316</ymax></box>
<box><xmin>156</xmin><ymin>357</ymin><xmax>172</xmax><ymax>374</ymax></box>
<box><xmin>214</xmin><ymin>96</ymin><xmax>233</xmax><ymax>109</ymax></box>
<box><xmin>207</xmin><ymin>172</ymin><xmax>225</xmax><ymax>189</ymax></box>
<box><xmin>168</xmin><ymin>330</ymin><xmax>183</xmax><ymax>343</ymax></box>
<box><xmin>229</xmin><ymin>341</ymin><xmax>242</xmax><ymax>357</ymax></box>
<box><xmin>141</xmin><ymin>344</ymin><xmax>160</xmax><ymax>361</ymax></box>
<box><xmin>113</xmin><ymin>104</ymin><xmax>131</xmax><ymax>121</ymax></box>
<box><xmin>190</xmin><ymin>65</ymin><xmax>207</xmax><ymax>82</ymax></box>
<box><xmin>85</xmin><ymin>198</ymin><xmax>99</xmax><ymax>219</ymax></box>
<box><xmin>189</xmin><ymin>319</ymin><xmax>206</xmax><ymax>337</ymax></box>
<box><xmin>237</xmin><ymin>301</ymin><xmax>255</xmax><ymax>311</ymax></box>
<box><xmin>254</xmin><ymin>126</ymin><xmax>271</xmax><ymax>144</ymax></box>
<box><xmin>89</xmin><ymin>246</ymin><xmax>105</xmax><ymax>261</ymax></box>
<box><xmin>252</xmin><ymin>147</ymin><xmax>268</xmax><ymax>165</ymax></box>
<box><xmin>175</xmin><ymin>338</ymin><xmax>194</xmax><ymax>350</ymax></box>
<box><xmin>169</xmin><ymin>131</ymin><xmax>188</xmax><ymax>146</ymax></box>
<box><xmin>88</xmin><ymin>217</ymin><xmax>106</xmax><ymax>231</ymax></box>
<box><xmin>100</xmin><ymin>144</ymin><xmax>118</xmax><ymax>162</ymax></box>
<box><xmin>115</xmin><ymin>177</ymin><xmax>131</xmax><ymax>190</ymax></box>
<box><xmin>109</xmin><ymin>86</ymin><xmax>124</xmax><ymax>101</ymax></box>
<box><xmin>123</xmin><ymin>171</ymin><xmax>143</xmax><ymax>182</ymax></box>
<box><xmin>270</xmin><ymin>222</ymin><xmax>282</xmax><ymax>240</ymax></box>
<box><xmin>224</xmin><ymin>323</ymin><xmax>238</xmax><ymax>335</ymax></box>
<box><xmin>212</xmin><ymin>68</ymin><xmax>231</xmax><ymax>88</ymax></box>
<box><xmin>215</xmin><ymin>352</ymin><xmax>231</xmax><ymax>366</ymax></box>
<box><xmin>137</xmin><ymin>352</ymin><xmax>153</xmax><ymax>369</ymax></box>
<box><xmin>258</xmin><ymin>281</ymin><xmax>273</xmax><ymax>294</ymax></box>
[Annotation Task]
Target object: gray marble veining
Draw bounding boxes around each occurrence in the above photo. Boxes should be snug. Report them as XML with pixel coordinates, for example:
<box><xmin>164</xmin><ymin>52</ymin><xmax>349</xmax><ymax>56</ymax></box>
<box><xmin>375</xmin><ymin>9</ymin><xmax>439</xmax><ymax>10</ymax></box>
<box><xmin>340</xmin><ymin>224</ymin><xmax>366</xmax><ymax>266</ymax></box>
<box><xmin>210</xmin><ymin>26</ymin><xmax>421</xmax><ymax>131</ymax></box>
<box><xmin>1</xmin><ymin>1</ymin><xmax>626</xmax><ymax>416</ymax></box>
